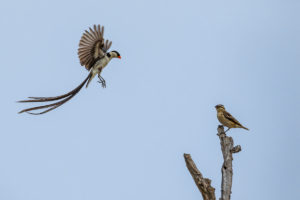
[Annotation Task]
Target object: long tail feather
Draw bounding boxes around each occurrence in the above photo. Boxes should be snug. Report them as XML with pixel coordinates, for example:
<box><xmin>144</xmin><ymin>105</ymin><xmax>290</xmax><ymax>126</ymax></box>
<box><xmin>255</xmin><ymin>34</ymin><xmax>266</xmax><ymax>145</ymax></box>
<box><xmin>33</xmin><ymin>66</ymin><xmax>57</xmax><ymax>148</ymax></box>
<box><xmin>18</xmin><ymin>73</ymin><xmax>91</xmax><ymax>103</ymax></box>
<box><xmin>18</xmin><ymin>91</ymin><xmax>77</xmax><ymax>114</ymax></box>
<box><xmin>85</xmin><ymin>72</ymin><xmax>96</xmax><ymax>88</ymax></box>
<box><xmin>24</xmin><ymin>92</ymin><xmax>77</xmax><ymax>115</ymax></box>
<box><xmin>18</xmin><ymin>73</ymin><xmax>92</xmax><ymax>114</ymax></box>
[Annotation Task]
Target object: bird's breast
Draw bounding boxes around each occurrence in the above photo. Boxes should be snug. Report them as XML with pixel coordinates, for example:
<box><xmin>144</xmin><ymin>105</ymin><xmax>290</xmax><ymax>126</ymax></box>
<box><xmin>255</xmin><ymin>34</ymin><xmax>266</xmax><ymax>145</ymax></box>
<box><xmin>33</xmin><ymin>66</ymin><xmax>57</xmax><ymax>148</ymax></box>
<box><xmin>93</xmin><ymin>57</ymin><xmax>110</xmax><ymax>73</ymax></box>
<box><xmin>217</xmin><ymin>112</ymin><xmax>235</xmax><ymax>128</ymax></box>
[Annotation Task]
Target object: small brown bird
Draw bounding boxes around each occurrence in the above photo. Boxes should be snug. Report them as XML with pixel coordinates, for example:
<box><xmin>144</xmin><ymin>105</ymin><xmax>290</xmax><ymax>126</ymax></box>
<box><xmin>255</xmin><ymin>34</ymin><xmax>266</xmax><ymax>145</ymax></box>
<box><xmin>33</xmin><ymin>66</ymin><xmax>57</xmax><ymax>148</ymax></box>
<box><xmin>215</xmin><ymin>104</ymin><xmax>249</xmax><ymax>132</ymax></box>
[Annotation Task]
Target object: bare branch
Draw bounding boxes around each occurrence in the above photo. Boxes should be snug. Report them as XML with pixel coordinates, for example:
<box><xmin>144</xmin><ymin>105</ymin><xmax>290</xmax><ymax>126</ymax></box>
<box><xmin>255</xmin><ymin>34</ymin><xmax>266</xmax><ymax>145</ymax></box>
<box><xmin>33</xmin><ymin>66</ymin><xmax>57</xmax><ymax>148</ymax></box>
<box><xmin>184</xmin><ymin>125</ymin><xmax>242</xmax><ymax>200</ymax></box>
<box><xmin>231</xmin><ymin>145</ymin><xmax>241</xmax><ymax>154</ymax></box>
<box><xmin>217</xmin><ymin>125</ymin><xmax>241</xmax><ymax>200</ymax></box>
<box><xmin>184</xmin><ymin>153</ymin><xmax>216</xmax><ymax>200</ymax></box>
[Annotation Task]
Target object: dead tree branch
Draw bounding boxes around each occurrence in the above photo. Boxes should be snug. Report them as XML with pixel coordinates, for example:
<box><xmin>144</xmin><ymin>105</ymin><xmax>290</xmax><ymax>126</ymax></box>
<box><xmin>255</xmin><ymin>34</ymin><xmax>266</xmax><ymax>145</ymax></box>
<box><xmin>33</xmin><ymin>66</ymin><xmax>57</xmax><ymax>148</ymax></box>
<box><xmin>184</xmin><ymin>125</ymin><xmax>241</xmax><ymax>200</ymax></box>
<box><xmin>217</xmin><ymin>125</ymin><xmax>241</xmax><ymax>200</ymax></box>
<box><xmin>184</xmin><ymin>153</ymin><xmax>216</xmax><ymax>200</ymax></box>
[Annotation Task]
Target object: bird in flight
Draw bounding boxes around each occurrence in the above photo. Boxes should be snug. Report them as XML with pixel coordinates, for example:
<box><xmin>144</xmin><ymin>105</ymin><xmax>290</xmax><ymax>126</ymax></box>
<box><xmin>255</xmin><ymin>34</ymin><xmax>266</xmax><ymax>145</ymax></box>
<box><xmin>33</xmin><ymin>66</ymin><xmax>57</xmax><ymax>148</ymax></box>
<box><xmin>18</xmin><ymin>25</ymin><xmax>121</xmax><ymax>115</ymax></box>
<box><xmin>215</xmin><ymin>104</ymin><xmax>249</xmax><ymax>132</ymax></box>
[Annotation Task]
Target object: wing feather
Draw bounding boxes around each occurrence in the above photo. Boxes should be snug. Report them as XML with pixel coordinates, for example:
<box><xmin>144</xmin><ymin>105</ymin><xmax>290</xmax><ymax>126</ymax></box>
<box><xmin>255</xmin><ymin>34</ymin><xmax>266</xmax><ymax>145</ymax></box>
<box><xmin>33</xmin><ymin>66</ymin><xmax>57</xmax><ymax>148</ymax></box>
<box><xmin>89</xmin><ymin>27</ymin><xmax>97</xmax><ymax>39</ymax></box>
<box><xmin>223</xmin><ymin>111</ymin><xmax>242</xmax><ymax>127</ymax></box>
<box><xmin>78</xmin><ymin>24</ymin><xmax>112</xmax><ymax>70</ymax></box>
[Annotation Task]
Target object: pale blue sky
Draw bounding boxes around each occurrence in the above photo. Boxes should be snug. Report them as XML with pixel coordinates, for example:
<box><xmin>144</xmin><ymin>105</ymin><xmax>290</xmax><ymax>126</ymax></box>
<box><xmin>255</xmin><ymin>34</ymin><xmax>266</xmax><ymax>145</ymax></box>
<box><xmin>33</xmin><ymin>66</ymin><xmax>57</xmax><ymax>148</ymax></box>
<box><xmin>0</xmin><ymin>0</ymin><xmax>299</xmax><ymax>199</ymax></box>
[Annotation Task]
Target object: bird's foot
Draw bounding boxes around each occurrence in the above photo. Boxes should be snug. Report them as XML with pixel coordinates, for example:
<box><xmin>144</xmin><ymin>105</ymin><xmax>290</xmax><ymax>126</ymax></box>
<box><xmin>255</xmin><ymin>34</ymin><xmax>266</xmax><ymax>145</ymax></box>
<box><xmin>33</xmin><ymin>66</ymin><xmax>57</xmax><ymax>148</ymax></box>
<box><xmin>97</xmin><ymin>76</ymin><xmax>106</xmax><ymax>88</ymax></box>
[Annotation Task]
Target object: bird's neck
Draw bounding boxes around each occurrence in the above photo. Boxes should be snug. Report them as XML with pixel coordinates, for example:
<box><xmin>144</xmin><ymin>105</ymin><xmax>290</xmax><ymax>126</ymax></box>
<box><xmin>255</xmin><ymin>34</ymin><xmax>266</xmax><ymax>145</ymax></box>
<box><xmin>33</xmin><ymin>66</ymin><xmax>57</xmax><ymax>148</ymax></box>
<box><xmin>106</xmin><ymin>52</ymin><xmax>114</xmax><ymax>60</ymax></box>
<box><xmin>217</xmin><ymin>109</ymin><xmax>225</xmax><ymax>115</ymax></box>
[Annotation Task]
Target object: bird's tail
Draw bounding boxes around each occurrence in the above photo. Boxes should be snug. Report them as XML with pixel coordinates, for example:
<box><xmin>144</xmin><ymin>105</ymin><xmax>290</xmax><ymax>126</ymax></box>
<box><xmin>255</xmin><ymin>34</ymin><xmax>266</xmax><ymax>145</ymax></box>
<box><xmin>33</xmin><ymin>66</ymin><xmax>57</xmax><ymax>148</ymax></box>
<box><xmin>18</xmin><ymin>72</ymin><xmax>92</xmax><ymax>115</ymax></box>
<box><xmin>241</xmin><ymin>126</ymin><xmax>249</xmax><ymax>131</ymax></box>
<box><xmin>85</xmin><ymin>72</ymin><xmax>96</xmax><ymax>88</ymax></box>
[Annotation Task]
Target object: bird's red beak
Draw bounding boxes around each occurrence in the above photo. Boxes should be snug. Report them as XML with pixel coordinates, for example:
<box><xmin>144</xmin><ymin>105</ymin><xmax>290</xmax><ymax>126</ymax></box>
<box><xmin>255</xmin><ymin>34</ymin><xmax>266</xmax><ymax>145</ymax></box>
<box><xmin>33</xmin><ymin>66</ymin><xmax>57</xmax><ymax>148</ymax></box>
<box><xmin>118</xmin><ymin>56</ymin><xmax>121</xmax><ymax>59</ymax></box>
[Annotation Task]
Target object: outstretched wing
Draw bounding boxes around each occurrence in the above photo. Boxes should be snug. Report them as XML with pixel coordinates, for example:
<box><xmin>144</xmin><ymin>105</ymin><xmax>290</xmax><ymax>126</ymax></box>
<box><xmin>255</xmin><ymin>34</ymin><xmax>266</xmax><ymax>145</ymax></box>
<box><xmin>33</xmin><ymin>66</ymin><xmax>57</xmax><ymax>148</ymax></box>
<box><xmin>78</xmin><ymin>24</ymin><xmax>112</xmax><ymax>70</ymax></box>
<box><xmin>223</xmin><ymin>111</ymin><xmax>243</xmax><ymax>127</ymax></box>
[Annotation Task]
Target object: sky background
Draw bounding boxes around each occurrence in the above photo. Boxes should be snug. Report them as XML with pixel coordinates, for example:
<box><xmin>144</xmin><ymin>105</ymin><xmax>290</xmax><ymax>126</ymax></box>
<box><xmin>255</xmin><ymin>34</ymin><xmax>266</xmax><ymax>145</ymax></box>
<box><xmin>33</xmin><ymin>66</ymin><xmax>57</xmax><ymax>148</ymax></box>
<box><xmin>0</xmin><ymin>0</ymin><xmax>299</xmax><ymax>199</ymax></box>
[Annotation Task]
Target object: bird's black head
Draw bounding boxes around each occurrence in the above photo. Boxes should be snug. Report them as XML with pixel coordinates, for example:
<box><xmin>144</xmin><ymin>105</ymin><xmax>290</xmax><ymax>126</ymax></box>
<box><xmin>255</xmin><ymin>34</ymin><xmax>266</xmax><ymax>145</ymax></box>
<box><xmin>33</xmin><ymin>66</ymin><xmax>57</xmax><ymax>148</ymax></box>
<box><xmin>110</xmin><ymin>50</ymin><xmax>121</xmax><ymax>59</ymax></box>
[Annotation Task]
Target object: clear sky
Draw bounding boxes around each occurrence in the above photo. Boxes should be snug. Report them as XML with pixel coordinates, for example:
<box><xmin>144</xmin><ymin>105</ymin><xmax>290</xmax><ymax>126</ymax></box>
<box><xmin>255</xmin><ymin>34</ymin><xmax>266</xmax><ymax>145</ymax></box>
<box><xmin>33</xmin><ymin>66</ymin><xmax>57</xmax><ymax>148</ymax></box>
<box><xmin>0</xmin><ymin>0</ymin><xmax>299</xmax><ymax>199</ymax></box>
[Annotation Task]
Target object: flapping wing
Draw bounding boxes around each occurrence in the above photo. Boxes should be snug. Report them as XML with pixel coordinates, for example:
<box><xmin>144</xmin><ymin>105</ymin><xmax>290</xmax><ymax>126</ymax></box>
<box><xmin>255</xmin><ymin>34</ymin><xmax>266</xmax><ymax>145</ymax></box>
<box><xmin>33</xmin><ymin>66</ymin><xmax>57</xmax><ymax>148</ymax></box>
<box><xmin>78</xmin><ymin>25</ymin><xmax>112</xmax><ymax>70</ymax></box>
<box><xmin>223</xmin><ymin>111</ymin><xmax>242</xmax><ymax>127</ymax></box>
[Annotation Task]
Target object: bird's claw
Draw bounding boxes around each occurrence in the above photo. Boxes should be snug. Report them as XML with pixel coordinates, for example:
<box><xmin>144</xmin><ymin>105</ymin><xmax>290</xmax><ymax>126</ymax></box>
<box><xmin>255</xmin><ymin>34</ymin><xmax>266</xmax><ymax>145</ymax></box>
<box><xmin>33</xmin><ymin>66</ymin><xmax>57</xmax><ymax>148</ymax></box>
<box><xmin>97</xmin><ymin>75</ymin><xmax>106</xmax><ymax>88</ymax></box>
<box><xmin>97</xmin><ymin>80</ymin><xmax>106</xmax><ymax>88</ymax></box>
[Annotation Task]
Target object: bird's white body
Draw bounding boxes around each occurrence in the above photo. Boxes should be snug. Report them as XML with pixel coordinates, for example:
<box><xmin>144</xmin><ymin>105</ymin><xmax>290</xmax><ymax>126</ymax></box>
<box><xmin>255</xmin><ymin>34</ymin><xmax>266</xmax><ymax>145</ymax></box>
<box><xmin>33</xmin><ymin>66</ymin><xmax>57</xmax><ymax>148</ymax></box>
<box><xmin>91</xmin><ymin>55</ymin><xmax>111</xmax><ymax>75</ymax></box>
<box><xmin>86</xmin><ymin>53</ymin><xmax>119</xmax><ymax>88</ymax></box>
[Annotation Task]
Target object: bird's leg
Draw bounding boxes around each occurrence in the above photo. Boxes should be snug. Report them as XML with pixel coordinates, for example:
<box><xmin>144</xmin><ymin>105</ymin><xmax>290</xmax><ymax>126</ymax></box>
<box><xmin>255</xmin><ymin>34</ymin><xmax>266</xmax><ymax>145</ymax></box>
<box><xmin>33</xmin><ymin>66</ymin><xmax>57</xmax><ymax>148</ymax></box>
<box><xmin>97</xmin><ymin>74</ymin><xmax>106</xmax><ymax>88</ymax></box>
<box><xmin>225</xmin><ymin>128</ymin><xmax>231</xmax><ymax>133</ymax></box>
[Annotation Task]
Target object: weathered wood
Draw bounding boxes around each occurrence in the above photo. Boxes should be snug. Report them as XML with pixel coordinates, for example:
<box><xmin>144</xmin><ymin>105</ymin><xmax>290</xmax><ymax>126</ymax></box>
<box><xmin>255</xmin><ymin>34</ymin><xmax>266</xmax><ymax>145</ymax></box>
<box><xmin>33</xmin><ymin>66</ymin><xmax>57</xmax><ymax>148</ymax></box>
<box><xmin>184</xmin><ymin>125</ymin><xmax>241</xmax><ymax>200</ymax></box>
<box><xmin>217</xmin><ymin>125</ymin><xmax>241</xmax><ymax>200</ymax></box>
<box><xmin>184</xmin><ymin>153</ymin><xmax>216</xmax><ymax>200</ymax></box>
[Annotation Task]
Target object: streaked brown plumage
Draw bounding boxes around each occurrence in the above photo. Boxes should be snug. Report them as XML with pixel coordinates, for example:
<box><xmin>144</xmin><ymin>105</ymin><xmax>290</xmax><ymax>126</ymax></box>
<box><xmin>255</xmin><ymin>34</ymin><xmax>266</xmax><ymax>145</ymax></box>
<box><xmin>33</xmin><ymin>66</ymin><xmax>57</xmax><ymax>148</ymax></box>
<box><xmin>18</xmin><ymin>25</ymin><xmax>120</xmax><ymax>115</ymax></box>
<box><xmin>215</xmin><ymin>104</ymin><xmax>249</xmax><ymax>132</ymax></box>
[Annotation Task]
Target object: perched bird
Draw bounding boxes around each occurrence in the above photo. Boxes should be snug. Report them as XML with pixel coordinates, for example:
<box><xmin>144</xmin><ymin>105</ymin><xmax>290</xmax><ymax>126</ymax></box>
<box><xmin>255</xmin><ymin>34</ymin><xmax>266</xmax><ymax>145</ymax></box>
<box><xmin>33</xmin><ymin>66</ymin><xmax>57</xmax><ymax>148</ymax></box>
<box><xmin>18</xmin><ymin>24</ymin><xmax>121</xmax><ymax>115</ymax></box>
<box><xmin>215</xmin><ymin>104</ymin><xmax>249</xmax><ymax>132</ymax></box>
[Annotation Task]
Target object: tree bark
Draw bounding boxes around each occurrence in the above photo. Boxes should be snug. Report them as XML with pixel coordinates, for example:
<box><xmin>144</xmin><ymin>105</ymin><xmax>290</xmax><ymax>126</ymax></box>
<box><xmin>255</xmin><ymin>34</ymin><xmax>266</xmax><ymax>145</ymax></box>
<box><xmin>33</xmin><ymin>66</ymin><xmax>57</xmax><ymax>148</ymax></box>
<box><xmin>217</xmin><ymin>125</ymin><xmax>241</xmax><ymax>200</ymax></box>
<box><xmin>184</xmin><ymin>125</ymin><xmax>241</xmax><ymax>200</ymax></box>
<box><xmin>184</xmin><ymin>153</ymin><xmax>216</xmax><ymax>200</ymax></box>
